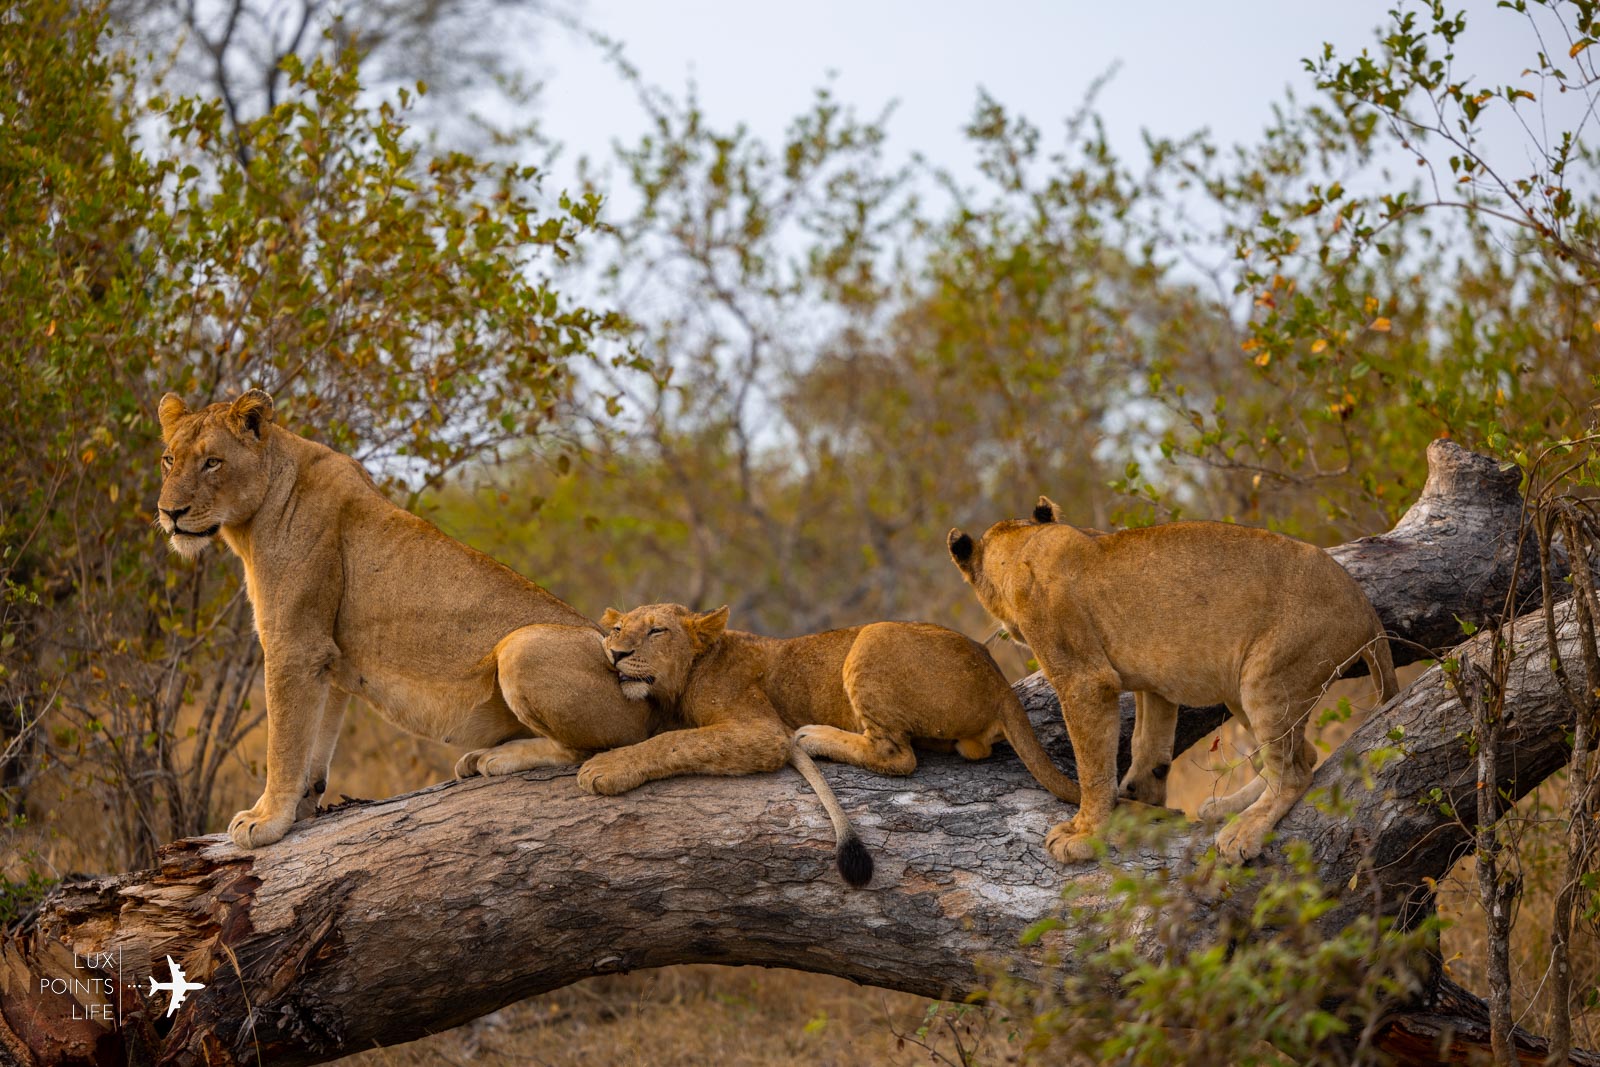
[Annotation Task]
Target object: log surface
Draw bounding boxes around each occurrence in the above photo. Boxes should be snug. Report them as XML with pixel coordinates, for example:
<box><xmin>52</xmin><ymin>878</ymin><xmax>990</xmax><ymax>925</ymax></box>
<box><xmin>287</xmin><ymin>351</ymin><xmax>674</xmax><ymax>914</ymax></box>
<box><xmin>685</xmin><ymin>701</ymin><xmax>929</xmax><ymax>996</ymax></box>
<box><xmin>0</xmin><ymin>441</ymin><xmax>1580</xmax><ymax>1067</ymax></box>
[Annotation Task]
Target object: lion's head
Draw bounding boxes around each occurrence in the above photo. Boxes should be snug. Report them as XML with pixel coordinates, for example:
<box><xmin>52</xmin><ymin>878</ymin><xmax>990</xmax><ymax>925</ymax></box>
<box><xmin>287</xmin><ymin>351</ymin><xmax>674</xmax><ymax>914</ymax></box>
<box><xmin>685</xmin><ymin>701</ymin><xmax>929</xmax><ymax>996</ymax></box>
<box><xmin>598</xmin><ymin>602</ymin><xmax>729</xmax><ymax>703</ymax></box>
<box><xmin>947</xmin><ymin>496</ymin><xmax>1065</xmax><ymax>637</ymax></box>
<box><xmin>155</xmin><ymin>389</ymin><xmax>277</xmax><ymax>558</ymax></box>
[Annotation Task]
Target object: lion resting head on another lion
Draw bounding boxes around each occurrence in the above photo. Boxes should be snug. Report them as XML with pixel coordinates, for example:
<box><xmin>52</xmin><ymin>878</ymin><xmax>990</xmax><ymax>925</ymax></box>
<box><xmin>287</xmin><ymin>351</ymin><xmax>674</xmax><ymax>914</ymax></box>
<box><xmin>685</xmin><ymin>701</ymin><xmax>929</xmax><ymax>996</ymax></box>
<box><xmin>586</xmin><ymin>602</ymin><xmax>1084</xmax><ymax>883</ymax></box>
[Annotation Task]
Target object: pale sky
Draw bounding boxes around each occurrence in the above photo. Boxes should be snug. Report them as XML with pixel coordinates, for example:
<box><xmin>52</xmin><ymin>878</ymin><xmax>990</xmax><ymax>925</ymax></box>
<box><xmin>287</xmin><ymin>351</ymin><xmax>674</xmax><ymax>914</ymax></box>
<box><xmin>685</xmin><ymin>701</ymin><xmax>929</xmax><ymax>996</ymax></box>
<box><xmin>534</xmin><ymin>2</ymin><xmax>1552</xmax><ymax>193</ymax></box>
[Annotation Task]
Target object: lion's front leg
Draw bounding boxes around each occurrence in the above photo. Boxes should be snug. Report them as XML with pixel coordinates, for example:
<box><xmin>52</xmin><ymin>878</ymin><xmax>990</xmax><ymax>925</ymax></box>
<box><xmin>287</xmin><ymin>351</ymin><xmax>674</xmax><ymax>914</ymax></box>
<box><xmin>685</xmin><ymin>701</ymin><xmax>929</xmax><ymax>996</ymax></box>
<box><xmin>231</xmin><ymin>651</ymin><xmax>330</xmax><ymax>849</ymax></box>
<box><xmin>577</xmin><ymin>721</ymin><xmax>790</xmax><ymax>796</ymax></box>
<box><xmin>455</xmin><ymin>736</ymin><xmax>586</xmax><ymax>779</ymax></box>
<box><xmin>1038</xmin><ymin>664</ymin><xmax>1121</xmax><ymax>864</ymax></box>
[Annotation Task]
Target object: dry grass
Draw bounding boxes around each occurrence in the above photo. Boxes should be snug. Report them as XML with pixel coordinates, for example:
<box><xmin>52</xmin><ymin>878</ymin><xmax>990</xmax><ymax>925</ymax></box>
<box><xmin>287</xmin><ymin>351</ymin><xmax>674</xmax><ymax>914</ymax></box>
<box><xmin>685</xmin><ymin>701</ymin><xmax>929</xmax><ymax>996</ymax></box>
<box><xmin>335</xmin><ymin>967</ymin><xmax>987</xmax><ymax>1067</ymax></box>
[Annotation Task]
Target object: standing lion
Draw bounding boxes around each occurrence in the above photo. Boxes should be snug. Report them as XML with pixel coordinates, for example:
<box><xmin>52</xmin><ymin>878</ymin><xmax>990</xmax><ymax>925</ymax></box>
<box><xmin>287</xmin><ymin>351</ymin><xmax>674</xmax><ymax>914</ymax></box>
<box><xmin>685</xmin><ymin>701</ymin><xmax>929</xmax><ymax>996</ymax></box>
<box><xmin>948</xmin><ymin>498</ymin><xmax>1397</xmax><ymax>864</ymax></box>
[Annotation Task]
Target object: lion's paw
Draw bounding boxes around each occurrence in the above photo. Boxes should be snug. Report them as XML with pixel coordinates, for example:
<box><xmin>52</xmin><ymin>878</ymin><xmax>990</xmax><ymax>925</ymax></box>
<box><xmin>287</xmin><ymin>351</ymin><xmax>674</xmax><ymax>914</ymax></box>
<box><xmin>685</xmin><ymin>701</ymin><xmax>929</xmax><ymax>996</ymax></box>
<box><xmin>1043</xmin><ymin>818</ymin><xmax>1099</xmax><ymax>863</ymax></box>
<box><xmin>577</xmin><ymin>751</ymin><xmax>644</xmax><ymax>796</ymax></box>
<box><xmin>1214</xmin><ymin>817</ymin><xmax>1268</xmax><ymax>864</ymax></box>
<box><xmin>228</xmin><ymin>801</ymin><xmax>295</xmax><ymax>850</ymax></box>
<box><xmin>476</xmin><ymin>750</ymin><xmax>533</xmax><ymax>776</ymax></box>
<box><xmin>792</xmin><ymin>724</ymin><xmax>834</xmax><ymax>758</ymax></box>
<box><xmin>295</xmin><ymin>778</ymin><xmax>327</xmax><ymax>820</ymax></box>
<box><xmin>1118</xmin><ymin>767</ymin><xmax>1168</xmax><ymax>807</ymax></box>
<box><xmin>454</xmin><ymin>749</ymin><xmax>492</xmax><ymax>779</ymax></box>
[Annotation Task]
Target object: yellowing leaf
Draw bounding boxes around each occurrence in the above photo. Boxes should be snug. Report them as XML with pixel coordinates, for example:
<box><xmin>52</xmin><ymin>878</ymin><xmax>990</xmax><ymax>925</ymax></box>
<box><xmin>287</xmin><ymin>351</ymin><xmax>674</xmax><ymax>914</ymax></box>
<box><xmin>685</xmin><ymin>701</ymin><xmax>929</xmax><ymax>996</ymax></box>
<box><xmin>1572</xmin><ymin>39</ymin><xmax>1592</xmax><ymax>58</ymax></box>
<box><xmin>1370</xmin><ymin>317</ymin><xmax>1392</xmax><ymax>332</ymax></box>
<box><xmin>1254</xmin><ymin>352</ymin><xmax>1271</xmax><ymax>367</ymax></box>
<box><xmin>1310</xmin><ymin>339</ymin><xmax>1328</xmax><ymax>354</ymax></box>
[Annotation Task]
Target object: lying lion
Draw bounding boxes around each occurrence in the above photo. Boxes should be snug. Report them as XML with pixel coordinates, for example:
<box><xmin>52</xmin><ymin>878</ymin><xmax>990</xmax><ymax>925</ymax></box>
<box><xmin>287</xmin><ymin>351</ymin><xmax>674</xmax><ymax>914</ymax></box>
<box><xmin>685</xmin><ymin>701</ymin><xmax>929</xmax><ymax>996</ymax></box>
<box><xmin>587</xmin><ymin>602</ymin><xmax>1082</xmax><ymax>877</ymax></box>
<box><xmin>156</xmin><ymin>390</ymin><xmax>659</xmax><ymax>849</ymax></box>
<box><xmin>948</xmin><ymin>497</ymin><xmax>1398</xmax><ymax>864</ymax></box>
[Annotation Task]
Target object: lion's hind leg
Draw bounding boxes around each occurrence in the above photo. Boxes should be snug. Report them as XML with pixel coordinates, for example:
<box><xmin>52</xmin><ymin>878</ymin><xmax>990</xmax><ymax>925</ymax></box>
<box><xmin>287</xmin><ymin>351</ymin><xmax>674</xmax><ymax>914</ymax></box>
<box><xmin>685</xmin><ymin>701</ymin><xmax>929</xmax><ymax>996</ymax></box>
<box><xmin>1213</xmin><ymin>675</ymin><xmax>1319</xmax><ymax>863</ymax></box>
<box><xmin>953</xmin><ymin>721</ymin><xmax>1006</xmax><ymax>761</ymax></box>
<box><xmin>455</xmin><ymin>737</ymin><xmax>585</xmax><ymax>779</ymax></box>
<box><xmin>1198</xmin><ymin>774</ymin><xmax>1268</xmax><ymax>823</ymax></box>
<box><xmin>296</xmin><ymin>694</ymin><xmax>350</xmax><ymax>819</ymax></box>
<box><xmin>794</xmin><ymin>724</ymin><xmax>918</xmax><ymax>776</ymax></box>
<box><xmin>1119</xmin><ymin>692</ymin><xmax>1177</xmax><ymax>806</ymax></box>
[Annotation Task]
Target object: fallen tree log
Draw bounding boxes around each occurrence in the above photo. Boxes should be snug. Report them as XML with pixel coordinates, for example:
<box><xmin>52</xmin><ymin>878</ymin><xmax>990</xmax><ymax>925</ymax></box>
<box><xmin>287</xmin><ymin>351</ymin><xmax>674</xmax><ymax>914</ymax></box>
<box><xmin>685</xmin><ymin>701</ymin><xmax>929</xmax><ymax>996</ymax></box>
<box><xmin>0</xmin><ymin>441</ymin><xmax>1576</xmax><ymax>1066</ymax></box>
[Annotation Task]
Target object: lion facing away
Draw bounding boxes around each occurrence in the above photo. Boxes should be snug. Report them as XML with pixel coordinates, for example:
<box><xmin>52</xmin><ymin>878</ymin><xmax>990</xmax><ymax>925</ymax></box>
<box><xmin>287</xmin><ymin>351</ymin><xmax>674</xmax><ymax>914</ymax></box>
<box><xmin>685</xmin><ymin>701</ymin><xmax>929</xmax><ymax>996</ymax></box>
<box><xmin>586</xmin><ymin>603</ymin><xmax>1082</xmax><ymax>862</ymax></box>
<box><xmin>156</xmin><ymin>390</ymin><xmax>658</xmax><ymax>849</ymax></box>
<box><xmin>948</xmin><ymin>497</ymin><xmax>1399</xmax><ymax>865</ymax></box>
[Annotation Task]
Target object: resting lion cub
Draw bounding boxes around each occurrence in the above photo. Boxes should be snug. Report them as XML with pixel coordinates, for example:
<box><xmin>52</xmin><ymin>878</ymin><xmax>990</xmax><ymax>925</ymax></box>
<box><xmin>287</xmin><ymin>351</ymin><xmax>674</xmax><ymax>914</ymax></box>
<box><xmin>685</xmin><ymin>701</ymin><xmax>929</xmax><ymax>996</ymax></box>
<box><xmin>948</xmin><ymin>498</ymin><xmax>1397</xmax><ymax>864</ymax></box>
<box><xmin>587</xmin><ymin>603</ymin><xmax>1081</xmax><ymax>874</ymax></box>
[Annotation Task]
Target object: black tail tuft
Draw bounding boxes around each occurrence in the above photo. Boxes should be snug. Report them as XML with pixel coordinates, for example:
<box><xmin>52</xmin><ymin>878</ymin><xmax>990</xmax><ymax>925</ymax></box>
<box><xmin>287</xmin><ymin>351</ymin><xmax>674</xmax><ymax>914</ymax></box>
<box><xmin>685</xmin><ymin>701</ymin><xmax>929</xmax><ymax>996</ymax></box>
<box><xmin>837</xmin><ymin>833</ymin><xmax>874</xmax><ymax>888</ymax></box>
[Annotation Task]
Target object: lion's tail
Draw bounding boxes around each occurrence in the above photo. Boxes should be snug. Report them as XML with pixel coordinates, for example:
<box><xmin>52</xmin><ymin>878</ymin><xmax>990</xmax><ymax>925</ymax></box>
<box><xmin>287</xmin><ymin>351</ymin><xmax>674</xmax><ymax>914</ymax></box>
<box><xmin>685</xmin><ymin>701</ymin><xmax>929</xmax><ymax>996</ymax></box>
<box><xmin>788</xmin><ymin>742</ymin><xmax>873</xmax><ymax>888</ymax></box>
<box><xmin>1362</xmin><ymin>609</ymin><xmax>1401</xmax><ymax>706</ymax></box>
<box><xmin>995</xmin><ymin>686</ymin><xmax>1082</xmax><ymax>805</ymax></box>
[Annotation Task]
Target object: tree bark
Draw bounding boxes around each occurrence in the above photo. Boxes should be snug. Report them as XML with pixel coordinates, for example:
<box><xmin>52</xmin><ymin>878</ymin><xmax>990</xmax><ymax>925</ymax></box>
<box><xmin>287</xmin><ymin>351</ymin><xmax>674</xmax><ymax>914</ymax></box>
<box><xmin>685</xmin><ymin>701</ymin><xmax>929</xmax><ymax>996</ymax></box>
<box><xmin>0</xmin><ymin>441</ymin><xmax>1578</xmax><ymax>1067</ymax></box>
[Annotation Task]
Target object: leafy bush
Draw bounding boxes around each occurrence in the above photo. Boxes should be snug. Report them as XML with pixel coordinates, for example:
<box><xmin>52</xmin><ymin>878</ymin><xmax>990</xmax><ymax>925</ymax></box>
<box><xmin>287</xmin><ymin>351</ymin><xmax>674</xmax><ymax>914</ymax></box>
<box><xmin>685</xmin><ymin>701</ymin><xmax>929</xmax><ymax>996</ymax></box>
<box><xmin>0</xmin><ymin>0</ymin><xmax>619</xmax><ymax>866</ymax></box>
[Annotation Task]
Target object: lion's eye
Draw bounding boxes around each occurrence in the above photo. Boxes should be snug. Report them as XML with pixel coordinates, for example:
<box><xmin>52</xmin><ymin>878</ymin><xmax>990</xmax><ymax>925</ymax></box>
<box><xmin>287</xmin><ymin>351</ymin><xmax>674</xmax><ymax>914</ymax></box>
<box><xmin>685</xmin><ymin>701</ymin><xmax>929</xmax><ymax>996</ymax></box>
<box><xmin>203</xmin><ymin>457</ymin><xmax>222</xmax><ymax>471</ymax></box>
<box><xmin>611</xmin><ymin>626</ymin><xmax>621</xmax><ymax>634</ymax></box>
<box><xmin>160</xmin><ymin>454</ymin><xmax>173</xmax><ymax>471</ymax></box>
<box><xmin>647</xmin><ymin>627</ymin><xmax>666</xmax><ymax>636</ymax></box>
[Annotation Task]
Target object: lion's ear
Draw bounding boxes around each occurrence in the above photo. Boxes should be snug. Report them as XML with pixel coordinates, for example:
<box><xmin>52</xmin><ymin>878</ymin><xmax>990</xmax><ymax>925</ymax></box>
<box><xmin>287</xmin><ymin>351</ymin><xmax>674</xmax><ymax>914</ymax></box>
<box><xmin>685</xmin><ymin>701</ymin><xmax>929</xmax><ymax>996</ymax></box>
<box><xmin>229</xmin><ymin>389</ymin><xmax>275</xmax><ymax>439</ymax></box>
<box><xmin>157</xmin><ymin>393</ymin><xmax>189</xmax><ymax>440</ymax></box>
<box><xmin>691</xmin><ymin>605</ymin><xmax>729</xmax><ymax>643</ymax></box>
<box><xmin>599</xmin><ymin>608</ymin><xmax>622</xmax><ymax>629</ymax></box>
<box><xmin>1033</xmin><ymin>496</ymin><xmax>1061</xmax><ymax>524</ymax></box>
<box><xmin>948</xmin><ymin>528</ymin><xmax>974</xmax><ymax>567</ymax></box>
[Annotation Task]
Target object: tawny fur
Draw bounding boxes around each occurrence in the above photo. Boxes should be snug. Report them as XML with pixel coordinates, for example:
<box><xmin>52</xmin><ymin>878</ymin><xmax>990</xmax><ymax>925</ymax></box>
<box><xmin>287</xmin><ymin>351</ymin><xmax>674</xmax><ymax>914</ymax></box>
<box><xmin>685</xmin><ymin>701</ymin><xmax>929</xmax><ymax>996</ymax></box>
<box><xmin>948</xmin><ymin>497</ymin><xmax>1399</xmax><ymax>865</ymax></box>
<box><xmin>590</xmin><ymin>603</ymin><xmax>1080</xmax><ymax>808</ymax></box>
<box><xmin>156</xmin><ymin>390</ymin><xmax>656</xmax><ymax>849</ymax></box>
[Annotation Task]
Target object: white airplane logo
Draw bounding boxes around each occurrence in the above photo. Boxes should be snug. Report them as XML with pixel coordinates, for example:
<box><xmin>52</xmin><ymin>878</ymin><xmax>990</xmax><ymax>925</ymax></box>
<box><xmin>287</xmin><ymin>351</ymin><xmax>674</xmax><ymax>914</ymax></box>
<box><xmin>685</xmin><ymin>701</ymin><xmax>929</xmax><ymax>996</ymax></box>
<box><xmin>147</xmin><ymin>955</ymin><xmax>206</xmax><ymax>1017</ymax></box>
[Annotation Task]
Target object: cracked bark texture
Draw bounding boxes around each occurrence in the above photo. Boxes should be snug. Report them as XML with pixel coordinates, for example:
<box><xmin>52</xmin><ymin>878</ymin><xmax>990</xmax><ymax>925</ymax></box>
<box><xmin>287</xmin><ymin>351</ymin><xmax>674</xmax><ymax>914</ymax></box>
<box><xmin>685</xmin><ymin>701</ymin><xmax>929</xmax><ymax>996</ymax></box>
<box><xmin>1</xmin><ymin>441</ymin><xmax>1583</xmax><ymax>1067</ymax></box>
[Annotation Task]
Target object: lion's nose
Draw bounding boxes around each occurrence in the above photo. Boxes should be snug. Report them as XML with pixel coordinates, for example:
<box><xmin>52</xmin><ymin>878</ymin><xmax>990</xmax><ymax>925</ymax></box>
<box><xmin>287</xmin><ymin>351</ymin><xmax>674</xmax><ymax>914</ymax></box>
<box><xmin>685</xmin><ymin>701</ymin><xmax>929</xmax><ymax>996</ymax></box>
<box><xmin>161</xmin><ymin>506</ymin><xmax>189</xmax><ymax>521</ymax></box>
<box><xmin>610</xmin><ymin>648</ymin><xmax>633</xmax><ymax>665</ymax></box>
